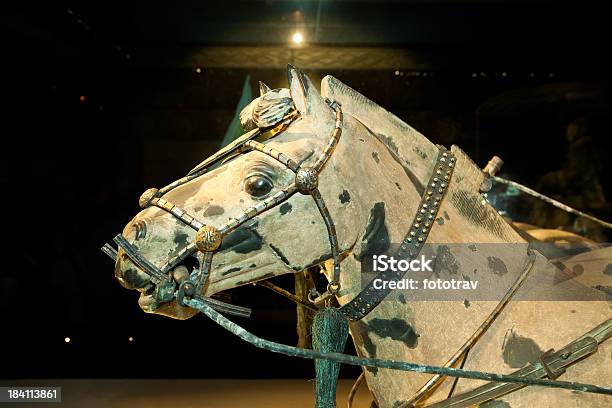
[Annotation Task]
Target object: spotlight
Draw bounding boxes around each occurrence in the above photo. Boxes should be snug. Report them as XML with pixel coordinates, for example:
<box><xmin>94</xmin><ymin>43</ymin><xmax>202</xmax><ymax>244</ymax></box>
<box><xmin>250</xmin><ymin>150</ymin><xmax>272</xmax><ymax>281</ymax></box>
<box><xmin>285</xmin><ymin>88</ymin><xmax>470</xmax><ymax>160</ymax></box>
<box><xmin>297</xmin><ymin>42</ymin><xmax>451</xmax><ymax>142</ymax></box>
<box><xmin>128</xmin><ymin>336</ymin><xmax>134</xmax><ymax>342</ymax></box>
<box><xmin>64</xmin><ymin>337</ymin><xmax>71</xmax><ymax>343</ymax></box>
<box><xmin>292</xmin><ymin>32</ymin><xmax>304</xmax><ymax>45</ymax></box>
<box><xmin>195</xmin><ymin>67</ymin><xmax>202</xmax><ymax>74</ymax></box>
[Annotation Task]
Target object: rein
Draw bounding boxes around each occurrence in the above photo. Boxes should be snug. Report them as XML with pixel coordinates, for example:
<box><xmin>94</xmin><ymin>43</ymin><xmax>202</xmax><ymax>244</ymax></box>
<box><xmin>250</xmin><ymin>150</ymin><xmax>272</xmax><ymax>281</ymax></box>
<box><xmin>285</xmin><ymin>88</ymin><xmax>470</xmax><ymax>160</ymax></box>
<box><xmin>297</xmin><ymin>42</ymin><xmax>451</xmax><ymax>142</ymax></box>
<box><xmin>182</xmin><ymin>294</ymin><xmax>612</xmax><ymax>397</ymax></box>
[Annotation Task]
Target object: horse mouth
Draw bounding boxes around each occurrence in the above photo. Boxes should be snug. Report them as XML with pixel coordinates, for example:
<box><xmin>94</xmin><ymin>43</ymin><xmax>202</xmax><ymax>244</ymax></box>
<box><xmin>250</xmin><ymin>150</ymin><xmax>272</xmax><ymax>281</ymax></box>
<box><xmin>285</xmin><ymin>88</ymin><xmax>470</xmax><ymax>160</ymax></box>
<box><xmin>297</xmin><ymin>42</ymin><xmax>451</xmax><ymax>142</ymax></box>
<box><xmin>136</xmin><ymin>253</ymin><xmax>201</xmax><ymax>312</ymax></box>
<box><xmin>139</xmin><ymin>283</ymin><xmax>155</xmax><ymax>296</ymax></box>
<box><xmin>138</xmin><ymin>290</ymin><xmax>158</xmax><ymax>312</ymax></box>
<box><xmin>132</xmin><ymin>223</ymin><xmax>278</xmax><ymax>310</ymax></box>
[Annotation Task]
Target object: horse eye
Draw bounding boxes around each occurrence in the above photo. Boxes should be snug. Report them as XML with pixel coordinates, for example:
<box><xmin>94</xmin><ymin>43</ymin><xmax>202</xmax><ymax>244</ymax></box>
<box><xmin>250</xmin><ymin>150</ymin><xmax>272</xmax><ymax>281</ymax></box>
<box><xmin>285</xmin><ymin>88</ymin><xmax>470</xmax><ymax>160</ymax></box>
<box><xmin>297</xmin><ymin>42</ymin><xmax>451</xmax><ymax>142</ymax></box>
<box><xmin>244</xmin><ymin>175</ymin><xmax>273</xmax><ymax>197</ymax></box>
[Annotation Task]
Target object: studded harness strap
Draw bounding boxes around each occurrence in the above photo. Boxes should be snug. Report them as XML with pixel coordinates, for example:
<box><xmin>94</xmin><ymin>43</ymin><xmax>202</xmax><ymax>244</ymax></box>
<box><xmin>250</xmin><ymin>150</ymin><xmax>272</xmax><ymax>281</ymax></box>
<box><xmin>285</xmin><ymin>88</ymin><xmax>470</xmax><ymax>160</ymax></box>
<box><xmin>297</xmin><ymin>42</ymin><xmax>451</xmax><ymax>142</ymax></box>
<box><xmin>104</xmin><ymin>98</ymin><xmax>455</xmax><ymax>321</ymax></box>
<box><xmin>339</xmin><ymin>148</ymin><xmax>455</xmax><ymax>320</ymax></box>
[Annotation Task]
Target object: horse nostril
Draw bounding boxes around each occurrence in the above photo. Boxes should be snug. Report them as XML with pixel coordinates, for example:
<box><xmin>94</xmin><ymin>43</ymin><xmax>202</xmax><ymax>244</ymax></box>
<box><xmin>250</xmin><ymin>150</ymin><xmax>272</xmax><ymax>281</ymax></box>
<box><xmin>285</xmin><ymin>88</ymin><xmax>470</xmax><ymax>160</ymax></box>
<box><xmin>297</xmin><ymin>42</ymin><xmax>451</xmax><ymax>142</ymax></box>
<box><xmin>115</xmin><ymin>256</ymin><xmax>151</xmax><ymax>290</ymax></box>
<box><xmin>133</xmin><ymin>220</ymin><xmax>147</xmax><ymax>240</ymax></box>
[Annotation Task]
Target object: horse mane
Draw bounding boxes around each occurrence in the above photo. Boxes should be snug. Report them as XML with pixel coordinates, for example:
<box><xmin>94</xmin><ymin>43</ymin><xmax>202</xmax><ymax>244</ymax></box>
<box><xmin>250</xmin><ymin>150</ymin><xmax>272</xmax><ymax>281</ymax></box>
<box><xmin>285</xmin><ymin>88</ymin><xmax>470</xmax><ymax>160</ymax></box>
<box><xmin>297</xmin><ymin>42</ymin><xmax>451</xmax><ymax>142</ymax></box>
<box><xmin>321</xmin><ymin>75</ymin><xmax>440</xmax><ymax>190</ymax></box>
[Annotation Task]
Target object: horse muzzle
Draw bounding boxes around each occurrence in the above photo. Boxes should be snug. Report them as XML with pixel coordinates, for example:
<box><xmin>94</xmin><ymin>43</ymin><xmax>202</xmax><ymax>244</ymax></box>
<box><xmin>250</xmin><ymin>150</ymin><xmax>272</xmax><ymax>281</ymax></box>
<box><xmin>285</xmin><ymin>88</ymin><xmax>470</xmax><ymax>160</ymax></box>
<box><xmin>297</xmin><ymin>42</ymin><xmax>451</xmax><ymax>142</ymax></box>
<box><xmin>114</xmin><ymin>252</ymin><xmax>153</xmax><ymax>291</ymax></box>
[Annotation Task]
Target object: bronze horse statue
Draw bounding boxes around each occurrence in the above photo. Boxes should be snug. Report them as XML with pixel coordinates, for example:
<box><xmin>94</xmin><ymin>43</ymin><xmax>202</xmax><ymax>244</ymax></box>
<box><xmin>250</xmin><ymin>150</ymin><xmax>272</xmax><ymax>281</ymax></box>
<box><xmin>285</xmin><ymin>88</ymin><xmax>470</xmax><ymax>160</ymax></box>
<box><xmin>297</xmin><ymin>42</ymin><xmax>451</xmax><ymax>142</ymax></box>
<box><xmin>108</xmin><ymin>66</ymin><xmax>611</xmax><ymax>407</ymax></box>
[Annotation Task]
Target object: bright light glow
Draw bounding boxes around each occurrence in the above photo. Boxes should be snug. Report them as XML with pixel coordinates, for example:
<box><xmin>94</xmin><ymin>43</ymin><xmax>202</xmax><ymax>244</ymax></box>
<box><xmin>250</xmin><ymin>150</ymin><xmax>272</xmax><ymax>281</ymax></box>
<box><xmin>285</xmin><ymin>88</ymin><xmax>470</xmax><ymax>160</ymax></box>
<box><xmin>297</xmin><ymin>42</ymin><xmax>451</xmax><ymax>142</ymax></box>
<box><xmin>292</xmin><ymin>32</ymin><xmax>304</xmax><ymax>45</ymax></box>
<box><xmin>64</xmin><ymin>337</ymin><xmax>71</xmax><ymax>343</ymax></box>
<box><xmin>128</xmin><ymin>336</ymin><xmax>134</xmax><ymax>342</ymax></box>
<box><xmin>195</xmin><ymin>67</ymin><xmax>202</xmax><ymax>74</ymax></box>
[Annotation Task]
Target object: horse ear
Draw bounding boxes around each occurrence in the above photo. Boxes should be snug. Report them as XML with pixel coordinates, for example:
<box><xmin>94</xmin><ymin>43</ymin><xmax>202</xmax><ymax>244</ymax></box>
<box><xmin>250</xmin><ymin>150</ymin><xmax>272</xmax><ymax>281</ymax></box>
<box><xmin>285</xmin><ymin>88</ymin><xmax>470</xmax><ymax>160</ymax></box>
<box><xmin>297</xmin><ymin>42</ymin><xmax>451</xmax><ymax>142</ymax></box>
<box><xmin>259</xmin><ymin>81</ymin><xmax>272</xmax><ymax>96</ymax></box>
<box><xmin>287</xmin><ymin>64</ymin><xmax>327</xmax><ymax>117</ymax></box>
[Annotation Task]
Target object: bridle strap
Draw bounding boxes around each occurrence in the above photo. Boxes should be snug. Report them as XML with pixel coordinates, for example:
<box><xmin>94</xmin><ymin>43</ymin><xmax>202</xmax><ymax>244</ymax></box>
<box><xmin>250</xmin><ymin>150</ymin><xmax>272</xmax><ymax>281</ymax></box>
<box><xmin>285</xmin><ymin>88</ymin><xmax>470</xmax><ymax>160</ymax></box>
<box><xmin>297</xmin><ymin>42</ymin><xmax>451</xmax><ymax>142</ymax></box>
<box><xmin>339</xmin><ymin>147</ymin><xmax>456</xmax><ymax>321</ymax></box>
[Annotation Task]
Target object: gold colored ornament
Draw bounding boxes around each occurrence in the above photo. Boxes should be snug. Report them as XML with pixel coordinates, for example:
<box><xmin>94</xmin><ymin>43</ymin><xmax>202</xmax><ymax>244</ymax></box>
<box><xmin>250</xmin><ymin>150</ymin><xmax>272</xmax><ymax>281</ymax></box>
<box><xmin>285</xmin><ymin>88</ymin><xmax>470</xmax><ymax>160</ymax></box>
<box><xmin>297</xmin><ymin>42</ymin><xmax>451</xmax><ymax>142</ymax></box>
<box><xmin>195</xmin><ymin>225</ymin><xmax>223</xmax><ymax>252</ymax></box>
<box><xmin>139</xmin><ymin>188</ymin><xmax>159</xmax><ymax>208</ymax></box>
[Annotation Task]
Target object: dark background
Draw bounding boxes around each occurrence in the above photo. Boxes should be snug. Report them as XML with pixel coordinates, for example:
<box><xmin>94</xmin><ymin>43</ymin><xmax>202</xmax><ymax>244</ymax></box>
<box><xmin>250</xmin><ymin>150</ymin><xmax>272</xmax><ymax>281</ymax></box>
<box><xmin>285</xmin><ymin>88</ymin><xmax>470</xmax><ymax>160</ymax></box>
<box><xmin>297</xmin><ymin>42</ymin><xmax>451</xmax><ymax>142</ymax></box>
<box><xmin>2</xmin><ymin>0</ymin><xmax>611</xmax><ymax>379</ymax></box>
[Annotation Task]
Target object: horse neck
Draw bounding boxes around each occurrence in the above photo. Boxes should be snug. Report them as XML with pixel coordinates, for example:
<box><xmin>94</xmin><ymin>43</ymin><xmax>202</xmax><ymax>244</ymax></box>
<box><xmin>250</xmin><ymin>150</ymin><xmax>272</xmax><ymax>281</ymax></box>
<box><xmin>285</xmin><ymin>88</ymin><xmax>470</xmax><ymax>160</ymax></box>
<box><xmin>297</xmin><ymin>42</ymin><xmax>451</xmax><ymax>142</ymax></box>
<box><xmin>322</xmin><ymin>75</ymin><xmax>440</xmax><ymax>189</ymax></box>
<box><xmin>325</xmin><ymin>115</ymin><xmax>427</xmax><ymax>303</ymax></box>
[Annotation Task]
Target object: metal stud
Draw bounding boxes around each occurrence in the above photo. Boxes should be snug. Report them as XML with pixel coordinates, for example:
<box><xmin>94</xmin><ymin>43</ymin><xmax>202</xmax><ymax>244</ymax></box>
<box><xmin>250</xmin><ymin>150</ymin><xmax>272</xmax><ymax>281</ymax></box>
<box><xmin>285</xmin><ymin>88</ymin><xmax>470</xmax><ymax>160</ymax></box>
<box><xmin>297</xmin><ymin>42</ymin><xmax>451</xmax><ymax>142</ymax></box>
<box><xmin>295</xmin><ymin>167</ymin><xmax>319</xmax><ymax>194</ymax></box>
<box><xmin>195</xmin><ymin>225</ymin><xmax>223</xmax><ymax>252</ymax></box>
<box><xmin>139</xmin><ymin>188</ymin><xmax>159</xmax><ymax>208</ymax></box>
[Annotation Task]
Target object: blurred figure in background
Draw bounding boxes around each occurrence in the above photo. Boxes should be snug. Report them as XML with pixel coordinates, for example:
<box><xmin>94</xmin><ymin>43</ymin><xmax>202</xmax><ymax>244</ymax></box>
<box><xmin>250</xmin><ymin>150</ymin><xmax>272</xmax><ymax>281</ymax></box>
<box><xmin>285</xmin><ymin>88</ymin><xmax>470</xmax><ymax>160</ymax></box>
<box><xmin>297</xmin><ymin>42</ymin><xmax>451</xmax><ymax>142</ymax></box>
<box><xmin>530</xmin><ymin>116</ymin><xmax>608</xmax><ymax>240</ymax></box>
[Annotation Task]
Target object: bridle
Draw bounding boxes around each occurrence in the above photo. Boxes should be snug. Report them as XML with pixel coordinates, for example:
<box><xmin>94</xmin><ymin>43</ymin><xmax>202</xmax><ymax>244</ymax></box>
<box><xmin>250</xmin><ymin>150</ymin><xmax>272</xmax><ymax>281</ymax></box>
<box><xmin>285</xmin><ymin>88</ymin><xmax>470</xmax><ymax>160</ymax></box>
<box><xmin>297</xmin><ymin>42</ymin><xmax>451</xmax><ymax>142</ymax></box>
<box><xmin>102</xmin><ymin>96</ymin><xmax>458</xmax><ymax>321</ymax></box>
<box><xmin>103</xmin><ymin>98</ymin><xmax>345</xmax><ymax>318</ymax></box>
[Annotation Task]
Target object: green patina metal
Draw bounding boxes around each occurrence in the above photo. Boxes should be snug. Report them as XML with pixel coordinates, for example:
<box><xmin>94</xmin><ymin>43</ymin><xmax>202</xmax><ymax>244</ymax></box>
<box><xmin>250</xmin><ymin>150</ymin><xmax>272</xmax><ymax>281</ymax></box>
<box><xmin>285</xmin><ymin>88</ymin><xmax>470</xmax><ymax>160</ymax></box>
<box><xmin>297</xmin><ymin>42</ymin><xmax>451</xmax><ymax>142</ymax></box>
<box><xmin>312</xmin><ymin>307</ymin><xmax>350</xmax><ymax>408</ymax></box>
<box><xmin>183</xmin><ymin>296</ymin><xmax>612</xmax><ymax>397</ymax></box>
